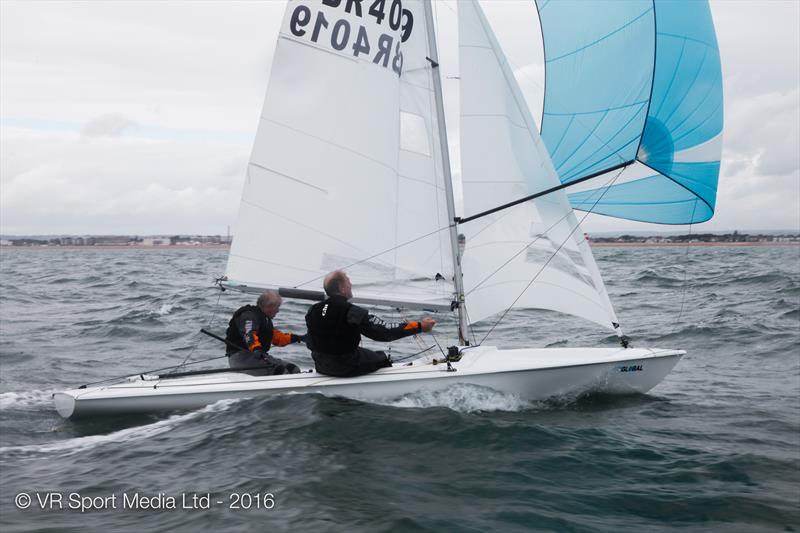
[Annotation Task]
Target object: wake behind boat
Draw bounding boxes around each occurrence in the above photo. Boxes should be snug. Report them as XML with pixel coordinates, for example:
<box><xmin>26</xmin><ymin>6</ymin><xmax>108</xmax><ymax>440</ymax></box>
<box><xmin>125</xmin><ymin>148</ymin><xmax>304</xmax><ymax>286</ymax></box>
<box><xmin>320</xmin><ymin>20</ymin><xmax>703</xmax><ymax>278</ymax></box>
<box><xmin>53</xmin><ymin>0</ymin><xmax>721</xmax><ymax>419</ymax></box>
<box><xmin>54</xmin><ymin>346</ymin><xmax>683</xmax><ymax>419</ymax></box>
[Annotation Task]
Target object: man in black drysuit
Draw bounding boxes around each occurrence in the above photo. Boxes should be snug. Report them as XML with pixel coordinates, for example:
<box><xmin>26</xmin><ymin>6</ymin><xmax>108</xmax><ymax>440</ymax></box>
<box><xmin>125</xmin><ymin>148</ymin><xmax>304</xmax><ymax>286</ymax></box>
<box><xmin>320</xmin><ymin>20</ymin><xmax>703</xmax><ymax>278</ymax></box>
<box><xmin>225</xmin><ymin>290</ymin><xmax>305</xmax><ymax>375</ymax></box>
<box><xmin>305</xmin><ymin>270</ymin><xmax>436</xmax><ymax>377</ymax></box>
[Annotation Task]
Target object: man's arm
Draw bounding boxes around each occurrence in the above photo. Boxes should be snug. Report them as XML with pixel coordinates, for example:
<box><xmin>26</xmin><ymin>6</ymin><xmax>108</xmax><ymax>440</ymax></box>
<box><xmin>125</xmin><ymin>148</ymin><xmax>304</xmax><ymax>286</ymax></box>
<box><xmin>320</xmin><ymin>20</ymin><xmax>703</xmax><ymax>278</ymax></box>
<box><xmin>271</xmin><ymin>330</ymin><xmax>307</xmax><ymax>347</ymax></box>
<box><xmin>346</xmin><ymin>305</ymin><xmax>427</xmax><ymax>342</ymax></box>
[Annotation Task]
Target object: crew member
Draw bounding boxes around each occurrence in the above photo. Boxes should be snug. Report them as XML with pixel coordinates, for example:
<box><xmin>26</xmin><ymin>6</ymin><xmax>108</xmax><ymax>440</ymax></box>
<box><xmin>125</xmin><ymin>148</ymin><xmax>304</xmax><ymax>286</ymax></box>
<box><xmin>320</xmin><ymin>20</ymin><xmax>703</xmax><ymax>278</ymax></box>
<box><xmin>225</xmin><ymin>290</ymin><xmax>305</xmax><ymax>375</ymax></box>
<box><xmin>305</xmin><ymin>270</ymin><xmax>436</xmax><ymax>377</ymax></box>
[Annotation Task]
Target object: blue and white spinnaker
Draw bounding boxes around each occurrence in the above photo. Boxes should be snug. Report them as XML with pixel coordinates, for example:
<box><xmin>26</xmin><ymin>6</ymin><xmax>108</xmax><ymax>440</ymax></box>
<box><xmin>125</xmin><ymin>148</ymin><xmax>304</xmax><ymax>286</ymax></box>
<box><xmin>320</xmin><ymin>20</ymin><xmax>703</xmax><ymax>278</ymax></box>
<box><xmin>537</xmin><ymin>0</ymin><xmax>723</xmax><ymax>223</ymax></box>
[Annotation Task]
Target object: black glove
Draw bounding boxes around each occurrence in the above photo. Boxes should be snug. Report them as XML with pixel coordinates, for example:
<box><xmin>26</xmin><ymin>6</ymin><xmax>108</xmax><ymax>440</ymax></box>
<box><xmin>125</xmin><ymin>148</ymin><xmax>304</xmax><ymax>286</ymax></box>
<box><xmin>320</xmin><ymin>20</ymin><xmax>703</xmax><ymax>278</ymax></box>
<box><xmin>292</xmin><ymin>333</ymin><xmax>308</xmax><ymax>344</ymax></box>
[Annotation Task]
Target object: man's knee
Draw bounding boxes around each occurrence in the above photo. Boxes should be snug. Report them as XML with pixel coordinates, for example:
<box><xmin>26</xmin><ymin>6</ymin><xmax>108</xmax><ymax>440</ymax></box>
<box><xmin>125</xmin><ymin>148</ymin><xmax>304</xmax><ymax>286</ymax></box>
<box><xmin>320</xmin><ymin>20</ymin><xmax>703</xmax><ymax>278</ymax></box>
<box><xmin>268</xmin><ymin>357</ymin><xmax>302</xmax><ymax>375</ymax></box>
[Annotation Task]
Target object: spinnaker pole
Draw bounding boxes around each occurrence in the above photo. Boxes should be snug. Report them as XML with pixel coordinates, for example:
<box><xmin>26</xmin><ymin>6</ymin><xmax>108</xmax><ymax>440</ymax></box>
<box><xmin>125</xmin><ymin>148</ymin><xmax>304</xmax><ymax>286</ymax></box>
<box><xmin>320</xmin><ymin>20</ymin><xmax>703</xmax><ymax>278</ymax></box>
<box><xmin>423</xmin><ymin>0</ymin><xmax>468</xmax><ymax>345</ymax></box>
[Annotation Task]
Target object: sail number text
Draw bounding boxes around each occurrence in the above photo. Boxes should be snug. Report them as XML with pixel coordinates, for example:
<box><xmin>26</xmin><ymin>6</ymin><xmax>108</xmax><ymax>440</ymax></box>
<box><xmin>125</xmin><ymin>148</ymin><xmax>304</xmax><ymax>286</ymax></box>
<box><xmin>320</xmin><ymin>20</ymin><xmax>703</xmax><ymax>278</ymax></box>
<box><xmin>288</xmin><ymin>0</ymin><xmax>415</xmax><ymax>76</ymax></box>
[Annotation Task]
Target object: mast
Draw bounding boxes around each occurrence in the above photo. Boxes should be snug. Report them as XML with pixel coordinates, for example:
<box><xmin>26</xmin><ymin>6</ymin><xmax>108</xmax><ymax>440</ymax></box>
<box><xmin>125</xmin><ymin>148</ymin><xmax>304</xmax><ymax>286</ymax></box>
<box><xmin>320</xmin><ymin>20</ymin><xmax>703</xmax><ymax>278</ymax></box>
<box><xmin>423</xmin><ymin>0</ymin><xmax>468</xmax><ymax>345</ymax></box>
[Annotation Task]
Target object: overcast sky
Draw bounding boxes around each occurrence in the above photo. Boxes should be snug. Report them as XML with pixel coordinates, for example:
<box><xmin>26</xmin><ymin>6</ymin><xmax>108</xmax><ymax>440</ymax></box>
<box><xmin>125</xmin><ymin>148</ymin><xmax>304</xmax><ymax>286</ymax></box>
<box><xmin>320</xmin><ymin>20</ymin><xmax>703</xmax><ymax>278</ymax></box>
<box><xmin>1</xmin><ymin>0</ymin><xmax>798</xmax><ymax>236</ymax></box>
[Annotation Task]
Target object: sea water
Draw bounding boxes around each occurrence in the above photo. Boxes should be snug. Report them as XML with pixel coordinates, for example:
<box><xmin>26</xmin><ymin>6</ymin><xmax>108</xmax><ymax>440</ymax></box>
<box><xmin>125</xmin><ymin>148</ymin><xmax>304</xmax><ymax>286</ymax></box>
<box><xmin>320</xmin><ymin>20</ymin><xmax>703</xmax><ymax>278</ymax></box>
<box><xmin>0</xmin><ymin>246</ymin><xmax>798</xmax><ymax>532</ymax></box>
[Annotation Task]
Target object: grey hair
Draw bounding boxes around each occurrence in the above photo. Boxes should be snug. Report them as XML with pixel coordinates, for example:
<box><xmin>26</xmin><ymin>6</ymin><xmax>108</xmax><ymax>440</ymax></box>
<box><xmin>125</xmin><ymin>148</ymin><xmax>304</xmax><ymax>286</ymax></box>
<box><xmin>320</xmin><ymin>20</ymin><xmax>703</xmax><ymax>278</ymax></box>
<box><xmin>323</xmin><ymin>270</ymin><xmax>348</xmax><ymax>296</ymax></box>
<box><xmin>256</xmin><ymin>290</ymin><xmax>282</xmax><ymax>309</ymax></box>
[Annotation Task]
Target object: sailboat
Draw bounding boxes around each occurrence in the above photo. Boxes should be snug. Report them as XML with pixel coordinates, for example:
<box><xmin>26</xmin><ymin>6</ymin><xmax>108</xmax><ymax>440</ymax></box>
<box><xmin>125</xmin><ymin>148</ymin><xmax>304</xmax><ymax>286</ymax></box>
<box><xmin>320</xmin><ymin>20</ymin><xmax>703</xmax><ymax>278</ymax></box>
<box><xmin>54</xmin><ymin>0</ymin><xmax>722</xmax><ymax>419</ymax></box>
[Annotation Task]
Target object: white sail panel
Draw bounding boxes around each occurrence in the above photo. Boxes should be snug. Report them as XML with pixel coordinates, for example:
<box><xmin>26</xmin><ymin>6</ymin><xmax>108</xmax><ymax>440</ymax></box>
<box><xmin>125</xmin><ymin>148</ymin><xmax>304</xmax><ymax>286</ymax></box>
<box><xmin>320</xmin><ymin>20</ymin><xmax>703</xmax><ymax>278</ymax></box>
<box><xmin>226</xmin><ymin>0</ymin><xmax>453</xmax><ymax>308</ymax></box>
<box><xmin>458</xmin><ymin>0</ymin><xmax>619</xmax><ymax>331</ymax></box>
<box><xmin>394</xmin><ymin>0</ymin><xmax>455</xmax><ymax>293</ymax></box>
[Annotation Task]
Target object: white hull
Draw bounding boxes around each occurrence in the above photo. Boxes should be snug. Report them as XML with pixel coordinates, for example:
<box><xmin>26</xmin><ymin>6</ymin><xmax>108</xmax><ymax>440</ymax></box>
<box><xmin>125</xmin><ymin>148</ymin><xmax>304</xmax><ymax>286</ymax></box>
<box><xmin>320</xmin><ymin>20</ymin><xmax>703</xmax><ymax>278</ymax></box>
<box><xmin>54</xmin><ymin>347</ymin><xmax>684</xmax><ymax>419</ymax></box>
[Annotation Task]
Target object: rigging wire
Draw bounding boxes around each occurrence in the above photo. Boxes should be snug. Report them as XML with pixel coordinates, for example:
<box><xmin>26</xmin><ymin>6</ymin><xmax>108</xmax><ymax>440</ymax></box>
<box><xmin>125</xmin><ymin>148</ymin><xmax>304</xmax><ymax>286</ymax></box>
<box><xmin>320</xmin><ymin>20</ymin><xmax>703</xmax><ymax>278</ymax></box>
<box><xmin>428</xmin><ymin>330</ymin><xmax>447</xmax><ymax>357</ymax></box>
<box><xmin>80</xmin><ymin>287</ymin><xmax>266</xmax><ymax>387</ymax></box>
<box><xmin>466</xmin><ymin>163</ymin><xmax>625</xmax><ymax>299</ymax></box>
<box><xmin>465</xmin><ymin>202</ymin><xmax>584</xmax><ymax>298</ymax></box>
<box><xmin>399</xmin><ymin>306</ymin><xmax>447</xmax><ymax>357</ymax></box>
<box><xmin>462</xmin><ymin>303</ymin><xmax>478</xmax><ymax>346</ymax></box>
<box><xmin>169</xmin><ymin>285</ymin><xmax>225</xmax><ymax>374</ymax></box>
<box><xmin>676</xmin><ymin>199</ymin><xmax>699</xmax><ymax>324</ymax></box>
<box><xmin>477</xmin><ymin>165</ymin><xmax>626</xmax><ymax>345</ymax></box>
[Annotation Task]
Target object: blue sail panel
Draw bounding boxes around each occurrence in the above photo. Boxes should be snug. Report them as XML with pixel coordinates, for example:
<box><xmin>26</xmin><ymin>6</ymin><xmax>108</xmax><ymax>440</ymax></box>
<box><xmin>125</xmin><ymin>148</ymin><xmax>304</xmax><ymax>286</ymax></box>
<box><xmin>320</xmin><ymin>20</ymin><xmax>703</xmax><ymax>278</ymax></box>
<box><xmin>568</xmin><ymin>174</ymin><xmax>714</xmax><ymax>224</ymax></box>
<box><xmin>636</xmin><ymin>0</ymin><xmax>723</xmax><ymax>221</ymax></box>
<box><xmin>538</xmin><ymin>0</ymin><xmax>655</xmax><ymax>183</ymax></box>
<box><xmin>537</xmin><ymin>0</ymin><xmax>723</xmax><ymax>224</ymax></box>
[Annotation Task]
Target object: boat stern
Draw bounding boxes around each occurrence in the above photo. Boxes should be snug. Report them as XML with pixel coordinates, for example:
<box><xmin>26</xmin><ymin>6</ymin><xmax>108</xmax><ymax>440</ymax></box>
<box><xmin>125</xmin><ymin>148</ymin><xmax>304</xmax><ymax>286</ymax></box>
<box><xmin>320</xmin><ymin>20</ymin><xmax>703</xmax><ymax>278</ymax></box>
<box><xmin>53</xmin><ymin>391</ymin><xmax>77</xmax><ymax>419</ymax></box>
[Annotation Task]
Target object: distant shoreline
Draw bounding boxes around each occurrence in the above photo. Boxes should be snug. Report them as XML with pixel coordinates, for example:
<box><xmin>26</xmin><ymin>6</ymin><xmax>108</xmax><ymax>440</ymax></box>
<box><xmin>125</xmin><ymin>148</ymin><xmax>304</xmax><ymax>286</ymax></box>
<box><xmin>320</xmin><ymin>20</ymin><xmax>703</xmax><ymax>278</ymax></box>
<box><xmin>1</xmin><ymin>242</ymin><xmax>797</xmax><ymax>251</ymax></box>
<box><xmin>588</xmin><ymin>241</ymin><xmax>799</xmax><ymax>248</ymax></box>
<box><xmin>0</xmin><ymin>244</ymin><xmax>231</xmax><ymax>251</ymax></box>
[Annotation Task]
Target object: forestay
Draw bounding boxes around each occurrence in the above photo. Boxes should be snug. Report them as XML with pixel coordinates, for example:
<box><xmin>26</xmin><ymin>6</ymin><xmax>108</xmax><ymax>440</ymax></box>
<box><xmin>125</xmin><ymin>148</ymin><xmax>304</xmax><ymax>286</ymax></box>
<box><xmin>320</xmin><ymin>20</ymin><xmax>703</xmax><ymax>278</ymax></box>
<box><xmin>225</xmin><ymin>0</ymin><xmax>455</xmax><ymax>310</ymax></box>
<box><xmin>458</xmin><ymin>0</ymin><xmax>620</xmax><ymax>332</ymax></box>
<box><xmin>537</xmin><ymin>0</ymin><xmax>723</xmax><ymax>224</ymax></box>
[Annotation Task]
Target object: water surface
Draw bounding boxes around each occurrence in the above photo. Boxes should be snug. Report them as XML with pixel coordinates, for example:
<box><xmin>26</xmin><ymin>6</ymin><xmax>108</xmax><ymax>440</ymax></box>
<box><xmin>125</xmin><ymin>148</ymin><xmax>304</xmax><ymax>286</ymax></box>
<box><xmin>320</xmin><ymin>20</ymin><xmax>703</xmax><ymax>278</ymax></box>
<box><xmin>1</xmin><ymin>246</ymin><xmax>798</xmax><ymax>532</ymax></box>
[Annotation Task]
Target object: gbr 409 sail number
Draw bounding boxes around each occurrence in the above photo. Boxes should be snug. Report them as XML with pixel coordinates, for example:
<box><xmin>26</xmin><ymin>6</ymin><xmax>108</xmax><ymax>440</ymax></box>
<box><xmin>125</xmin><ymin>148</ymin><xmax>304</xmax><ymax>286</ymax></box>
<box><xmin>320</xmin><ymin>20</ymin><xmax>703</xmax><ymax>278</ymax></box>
<box><xmin>288</xmin><ymin>0</ymin><xmax>415</xmax><ymax>75</ymax></box>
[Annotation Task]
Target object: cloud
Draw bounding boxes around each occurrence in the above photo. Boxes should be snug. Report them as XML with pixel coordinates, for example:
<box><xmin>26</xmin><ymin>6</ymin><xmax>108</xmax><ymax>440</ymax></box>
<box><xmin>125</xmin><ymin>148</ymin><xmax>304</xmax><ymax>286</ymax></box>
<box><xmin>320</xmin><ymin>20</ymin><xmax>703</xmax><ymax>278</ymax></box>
<box><xmin>81</xmin><ymin>114</ymin><xmax>138</xmax><ymax>138</ymax></box>
<box><xmin>712</xmin><ymin>0</ymin><xmax>800</xmax><ymax>101</ymax></box>
<box><xmin>1</xmin><ymin>0</ymin><xmax>798</xmax><ymax>235</ymax></box>
<box><xmin>723</xmin><ymin>88</ymin><xmax>800</xmax><ymax>178</ymax></box>
<box><xmin>0</xmin><ymin>129</ymin><xmax>247</xmax><ymax>234</ymax></box>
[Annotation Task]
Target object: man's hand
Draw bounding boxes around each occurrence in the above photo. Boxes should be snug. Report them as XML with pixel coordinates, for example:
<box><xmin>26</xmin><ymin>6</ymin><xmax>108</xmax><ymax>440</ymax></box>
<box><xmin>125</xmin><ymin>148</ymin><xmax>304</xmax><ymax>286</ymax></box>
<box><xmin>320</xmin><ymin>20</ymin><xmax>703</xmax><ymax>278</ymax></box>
<box><xmin>420</xmin><ymin>318</ymin><xmax>436</xmax><ymax>332</ymax></box>
<box><xmin>292</xmin><ymin>333</ymin><xmax>308</xmax><ymax>344</ymax></box>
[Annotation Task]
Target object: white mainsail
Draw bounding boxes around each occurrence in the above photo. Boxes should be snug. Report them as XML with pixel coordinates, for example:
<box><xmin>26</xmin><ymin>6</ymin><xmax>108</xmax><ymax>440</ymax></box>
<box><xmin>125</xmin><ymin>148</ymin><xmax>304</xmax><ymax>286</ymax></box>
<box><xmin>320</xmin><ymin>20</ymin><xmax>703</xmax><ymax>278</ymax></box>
<box><xmin>458</xmin><ymin>0</ymin><xmax>621</xmax><ymax>332</ymax></box>
<box><xmin>225</xmin><ymin>0</ymin><xmax>454</xmax><ymax>310</ymax></box>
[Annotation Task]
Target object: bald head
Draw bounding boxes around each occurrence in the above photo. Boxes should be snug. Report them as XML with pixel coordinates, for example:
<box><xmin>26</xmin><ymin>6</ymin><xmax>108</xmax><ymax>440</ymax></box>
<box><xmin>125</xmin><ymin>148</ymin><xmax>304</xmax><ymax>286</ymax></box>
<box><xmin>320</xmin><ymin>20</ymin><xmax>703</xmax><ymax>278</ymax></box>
<box><xmin>323</xmin><ymin>270</ymin><xmax>352</xmax><ymax>298</ymax></box>
<box><xmin>257</xmin><ymin>290</ymin><xmax>282</xmax><ymax>318</ymax></box>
